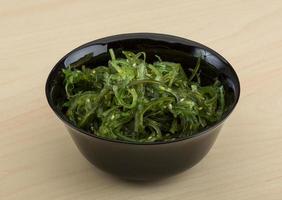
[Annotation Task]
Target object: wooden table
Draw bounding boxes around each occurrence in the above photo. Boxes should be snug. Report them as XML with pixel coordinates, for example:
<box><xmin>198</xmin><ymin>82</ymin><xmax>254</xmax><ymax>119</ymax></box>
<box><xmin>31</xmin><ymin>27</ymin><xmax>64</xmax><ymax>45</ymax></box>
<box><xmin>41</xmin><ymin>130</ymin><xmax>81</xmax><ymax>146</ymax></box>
<box><xmin>1</xmin><ymin>1</ymin><xmax>282</xmax><ymax>199</ymax></box>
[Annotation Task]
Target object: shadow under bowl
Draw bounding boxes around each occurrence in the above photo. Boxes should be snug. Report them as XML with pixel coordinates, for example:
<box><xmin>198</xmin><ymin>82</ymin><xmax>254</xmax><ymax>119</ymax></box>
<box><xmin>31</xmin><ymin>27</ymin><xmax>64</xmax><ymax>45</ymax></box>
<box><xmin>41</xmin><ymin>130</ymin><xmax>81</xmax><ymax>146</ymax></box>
<box><xmin>45</xmin><ymin>33</ymin><xmax>240</xmax><ymax>181</ymax></box>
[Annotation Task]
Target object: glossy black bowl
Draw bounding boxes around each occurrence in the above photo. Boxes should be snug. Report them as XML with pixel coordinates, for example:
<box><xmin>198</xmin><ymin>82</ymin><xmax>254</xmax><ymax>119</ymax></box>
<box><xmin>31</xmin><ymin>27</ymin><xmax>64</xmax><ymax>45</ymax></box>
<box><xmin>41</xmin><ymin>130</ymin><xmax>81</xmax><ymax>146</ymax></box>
<box><xmin>46</xmin><ymin>33</ymin><xmax>240</xmax><ymax>181</ymax></box>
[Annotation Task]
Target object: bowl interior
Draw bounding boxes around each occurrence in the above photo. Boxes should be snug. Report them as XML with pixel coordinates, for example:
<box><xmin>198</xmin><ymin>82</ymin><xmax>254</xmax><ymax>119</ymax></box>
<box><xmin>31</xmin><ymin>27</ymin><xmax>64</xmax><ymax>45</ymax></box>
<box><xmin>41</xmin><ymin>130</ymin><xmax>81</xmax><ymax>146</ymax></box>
<box><xmin>46</xmin><ymin>33</ymin><xmax>240</xmax><ymax>141</ymax></box>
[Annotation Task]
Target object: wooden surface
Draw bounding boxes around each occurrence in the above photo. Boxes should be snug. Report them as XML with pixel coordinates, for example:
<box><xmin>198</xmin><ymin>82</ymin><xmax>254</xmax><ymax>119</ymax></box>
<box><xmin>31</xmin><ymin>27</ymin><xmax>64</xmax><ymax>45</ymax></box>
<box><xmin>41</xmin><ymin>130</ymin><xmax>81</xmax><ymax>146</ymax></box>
<box><xmin>1</xmin><ymin>0</ymin><xmax>282</xmax><ymax>199</ymax></box>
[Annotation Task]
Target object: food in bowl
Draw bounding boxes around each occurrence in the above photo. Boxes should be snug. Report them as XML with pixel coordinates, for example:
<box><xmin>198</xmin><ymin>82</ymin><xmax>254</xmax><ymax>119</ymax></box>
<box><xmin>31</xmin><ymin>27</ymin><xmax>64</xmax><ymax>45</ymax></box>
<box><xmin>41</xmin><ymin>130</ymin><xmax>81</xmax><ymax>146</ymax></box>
<box><xmin>61</xmin><ymin>49</ymin><xmax>225</xmax><ymax>143</ymax></box>
<box><xmin>46</xmin><ymin>33</ymin><xmax>240</xmax><ymax>180</ymax></box>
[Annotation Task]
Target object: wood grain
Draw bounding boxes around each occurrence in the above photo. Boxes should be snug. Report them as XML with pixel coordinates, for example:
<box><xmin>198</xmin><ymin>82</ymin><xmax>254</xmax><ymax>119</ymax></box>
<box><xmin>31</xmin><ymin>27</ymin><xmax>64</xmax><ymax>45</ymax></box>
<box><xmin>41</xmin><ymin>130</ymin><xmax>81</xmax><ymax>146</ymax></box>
<box><xmin>1</xmin><ymin>0</ymin><xmax>282</xmax><ymax>199</ymax></box>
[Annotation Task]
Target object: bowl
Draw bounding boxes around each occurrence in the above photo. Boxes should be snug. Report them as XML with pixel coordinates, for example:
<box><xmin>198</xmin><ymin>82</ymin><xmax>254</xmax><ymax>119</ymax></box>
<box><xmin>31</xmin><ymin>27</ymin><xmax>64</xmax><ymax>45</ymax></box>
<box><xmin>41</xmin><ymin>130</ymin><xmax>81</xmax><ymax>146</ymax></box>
<box><xmin>45</xmin><ymin>33</ymin><xmax>240</xmax><ymax>181</ymax></box>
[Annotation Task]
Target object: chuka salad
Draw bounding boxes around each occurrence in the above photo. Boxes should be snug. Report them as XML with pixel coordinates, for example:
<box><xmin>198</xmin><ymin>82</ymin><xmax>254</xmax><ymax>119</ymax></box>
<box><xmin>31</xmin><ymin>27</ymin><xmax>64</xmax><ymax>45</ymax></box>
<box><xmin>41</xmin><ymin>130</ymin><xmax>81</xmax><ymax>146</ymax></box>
<box><xmin>62</xmin><ymin>49</ymin><xmax>225</xmax><ymax>142</ymax></box>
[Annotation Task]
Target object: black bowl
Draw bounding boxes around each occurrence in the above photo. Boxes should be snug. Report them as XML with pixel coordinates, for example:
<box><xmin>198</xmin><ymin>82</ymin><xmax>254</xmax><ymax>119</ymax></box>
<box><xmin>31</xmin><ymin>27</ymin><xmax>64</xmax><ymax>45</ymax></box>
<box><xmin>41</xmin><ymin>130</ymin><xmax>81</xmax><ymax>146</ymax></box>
<box><xmin>45</xmin><ymin>33</ymin><xmax>240</xmax><ymax>181</ymax></box>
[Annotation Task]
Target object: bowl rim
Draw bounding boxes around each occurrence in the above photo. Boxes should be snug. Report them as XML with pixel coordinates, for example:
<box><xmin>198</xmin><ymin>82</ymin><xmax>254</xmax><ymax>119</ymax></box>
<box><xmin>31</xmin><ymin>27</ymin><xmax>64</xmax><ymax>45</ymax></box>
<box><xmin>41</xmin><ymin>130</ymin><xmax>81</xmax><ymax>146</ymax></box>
<box><xmin>45</xmin><ymin>32</ymin><xmax>240</xmax><ymax>145</ymax></box>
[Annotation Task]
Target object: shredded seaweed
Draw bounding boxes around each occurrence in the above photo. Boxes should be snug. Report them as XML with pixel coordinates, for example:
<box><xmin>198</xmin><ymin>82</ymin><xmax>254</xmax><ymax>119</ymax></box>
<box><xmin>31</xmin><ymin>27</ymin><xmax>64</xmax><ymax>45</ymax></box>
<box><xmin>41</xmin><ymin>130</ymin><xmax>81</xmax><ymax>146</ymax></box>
<box><xmin>62</xmin><ymin>49</ymin><xmax>225</xmax><ymax>142</ymax></box>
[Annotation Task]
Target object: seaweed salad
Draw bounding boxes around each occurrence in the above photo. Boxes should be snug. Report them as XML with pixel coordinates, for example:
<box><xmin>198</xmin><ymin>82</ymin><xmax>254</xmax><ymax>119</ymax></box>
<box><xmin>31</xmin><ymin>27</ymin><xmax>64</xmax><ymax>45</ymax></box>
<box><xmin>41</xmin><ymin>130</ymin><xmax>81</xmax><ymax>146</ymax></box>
<box><xmin>62</xmin><ymin>49</ymin><xmax>225</xmax><ymax>142</ymax></box>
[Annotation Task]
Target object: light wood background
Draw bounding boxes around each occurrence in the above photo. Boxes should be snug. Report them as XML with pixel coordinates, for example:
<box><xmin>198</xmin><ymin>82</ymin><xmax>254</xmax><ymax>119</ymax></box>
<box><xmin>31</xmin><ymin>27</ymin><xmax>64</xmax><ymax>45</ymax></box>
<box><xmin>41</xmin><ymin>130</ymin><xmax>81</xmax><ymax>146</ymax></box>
<box><xmin>1</xmin><ymin>0</ymin><xmax>282</xmax><ymax>199</ymax></box>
